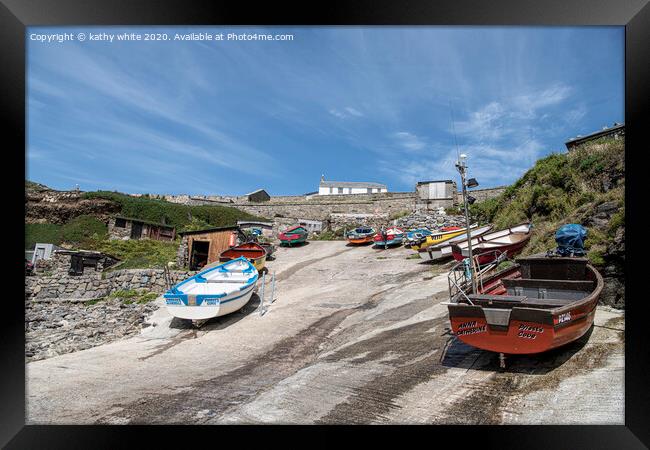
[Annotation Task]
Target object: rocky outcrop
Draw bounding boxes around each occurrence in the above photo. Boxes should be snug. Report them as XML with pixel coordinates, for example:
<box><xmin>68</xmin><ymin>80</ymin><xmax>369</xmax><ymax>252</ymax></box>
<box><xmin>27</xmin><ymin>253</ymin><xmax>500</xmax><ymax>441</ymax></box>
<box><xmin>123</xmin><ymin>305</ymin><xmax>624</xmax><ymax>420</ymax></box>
<box><xmin>25</xmin><ymin>188</ymin><xmax>120</xmax><ymax>225</ymax></box>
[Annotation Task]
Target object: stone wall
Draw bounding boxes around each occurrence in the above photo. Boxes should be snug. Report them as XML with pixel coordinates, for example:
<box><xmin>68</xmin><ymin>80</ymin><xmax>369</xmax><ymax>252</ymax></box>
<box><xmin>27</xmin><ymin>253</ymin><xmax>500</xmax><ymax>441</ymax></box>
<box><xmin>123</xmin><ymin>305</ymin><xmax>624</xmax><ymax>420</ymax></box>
<box><xmin>25</xmin><ymin>268</ymin><xmax>197</xmax><ymax>302</ymax></box>
<box><xmin>456</xmin><ymin>186</ymin><xmax>508</xmax><ymax>203</ymax></box>
<box><xmin>230</xmin><ymin>193</ymin><xmax>417</xmax><ymax>221</ymax></box>
<box><xmin>107</xmin><ymin>217</ymin><xmax>131</xmax><ymax>240</ymax></box>
<box><xmin>327</xmin><ymin>213</ymin><xmax>390</xmax><ymax>231</ymax></box>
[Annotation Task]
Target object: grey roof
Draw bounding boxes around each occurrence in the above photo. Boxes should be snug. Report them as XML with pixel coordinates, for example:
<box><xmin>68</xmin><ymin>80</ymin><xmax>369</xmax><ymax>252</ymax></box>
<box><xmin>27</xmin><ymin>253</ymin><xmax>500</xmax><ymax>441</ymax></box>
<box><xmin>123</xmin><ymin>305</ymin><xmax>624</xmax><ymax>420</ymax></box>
<box><xmin>565</xmin><ymin>123</ymin><xmax>625</xmax><ymax>147</ymax></box>
<box><xmin>245</xmin><ymin>189</ymin><xmax>269</xmax><ymax>196</ymax></box>
<box><xmin>416</xmin><ymin>180</ymin><xmax>455</xmax><ymax>185</ymax></box>
<box><xmin>319</xmin><ymin>180</ymin><xmax>387</xmax><ymax>188</ymax></box>
<box><xmin>178</xmin><ymin>225</ymin><xmax>240</xmax><ymax>236</ymax></box>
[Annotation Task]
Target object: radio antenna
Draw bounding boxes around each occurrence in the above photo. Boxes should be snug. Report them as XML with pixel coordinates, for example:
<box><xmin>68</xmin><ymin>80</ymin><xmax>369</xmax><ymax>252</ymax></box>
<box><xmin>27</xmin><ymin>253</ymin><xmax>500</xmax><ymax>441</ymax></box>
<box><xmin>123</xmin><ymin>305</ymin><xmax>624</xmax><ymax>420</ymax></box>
<box><xmin>449</xmin><ymin>99</ymin><xmax>461</xmax><ymax>161</ymax></box>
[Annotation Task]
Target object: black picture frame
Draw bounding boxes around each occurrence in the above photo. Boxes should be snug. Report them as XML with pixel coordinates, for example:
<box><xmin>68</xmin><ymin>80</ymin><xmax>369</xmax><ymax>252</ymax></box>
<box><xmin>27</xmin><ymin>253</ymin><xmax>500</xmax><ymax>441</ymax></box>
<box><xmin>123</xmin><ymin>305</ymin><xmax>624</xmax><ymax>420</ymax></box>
<box><xmin>3</xmin><ymin>0</ymin><xmax>648</xmax><ymax>447</ymax></box>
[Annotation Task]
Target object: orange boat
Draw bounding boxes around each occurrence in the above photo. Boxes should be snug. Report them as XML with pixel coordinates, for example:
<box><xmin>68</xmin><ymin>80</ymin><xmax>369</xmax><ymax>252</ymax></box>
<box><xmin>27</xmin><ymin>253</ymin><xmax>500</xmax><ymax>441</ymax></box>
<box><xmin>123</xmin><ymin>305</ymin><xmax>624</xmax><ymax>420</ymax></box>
<box><xmin>346</xmin><ymin>227</ymin><xmax>376</xmax><ymax>245</ymax></box>
<box><xmin>445</xmin><ymin>253</ymin><xmax>603</xmax><ymax>356</ymax></box>
<box><xmin>219</xmin><ymin>242</ymin><xmax>267</xmax><ymax>272</ymax></box>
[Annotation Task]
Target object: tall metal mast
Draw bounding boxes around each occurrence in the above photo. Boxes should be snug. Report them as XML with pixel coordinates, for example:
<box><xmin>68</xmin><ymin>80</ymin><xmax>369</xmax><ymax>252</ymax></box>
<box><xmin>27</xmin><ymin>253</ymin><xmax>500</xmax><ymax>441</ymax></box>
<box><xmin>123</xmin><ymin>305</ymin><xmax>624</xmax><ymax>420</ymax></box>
<box><xmin>456</xmin><ymin>154</ymin><xmax>477</xmax><ymax>294</ymax></box>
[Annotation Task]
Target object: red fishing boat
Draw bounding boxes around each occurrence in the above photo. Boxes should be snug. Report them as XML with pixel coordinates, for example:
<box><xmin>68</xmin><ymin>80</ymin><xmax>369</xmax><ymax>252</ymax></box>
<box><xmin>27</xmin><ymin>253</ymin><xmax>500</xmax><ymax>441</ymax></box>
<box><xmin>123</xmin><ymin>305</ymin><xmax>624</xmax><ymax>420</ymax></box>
<box><xmin>451</xmin><ymin>222</ymin><xmax>531</xmax><ymax>264</ymax></box>
<box><xmin>445</xmin><ymin>253</ymin><xmax>603</xmax><ymax>356</ymax></box>
<box><xmin>278</xmin><ymin>226</ymin><xmax>308</xmax><ymax>246</ymax></box>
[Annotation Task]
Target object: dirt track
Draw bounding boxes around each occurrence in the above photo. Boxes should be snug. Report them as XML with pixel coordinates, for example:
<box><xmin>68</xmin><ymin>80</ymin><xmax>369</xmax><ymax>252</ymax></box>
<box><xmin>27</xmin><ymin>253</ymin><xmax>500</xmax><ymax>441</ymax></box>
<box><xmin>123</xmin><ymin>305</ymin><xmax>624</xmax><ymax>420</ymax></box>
<box><xmin>26</xmin><ymin>241</ymin><xmax>624</xmax><ymax>424</ymax></box>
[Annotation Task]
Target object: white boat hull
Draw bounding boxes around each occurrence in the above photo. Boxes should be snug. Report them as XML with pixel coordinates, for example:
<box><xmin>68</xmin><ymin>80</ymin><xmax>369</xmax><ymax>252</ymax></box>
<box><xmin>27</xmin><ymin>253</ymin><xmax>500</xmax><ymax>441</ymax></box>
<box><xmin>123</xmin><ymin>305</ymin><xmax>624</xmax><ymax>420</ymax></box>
<box><xmin>166</xmin><ymin>285</ymin><xmax>256</xmax><ymax>320</ymax></box>
<box><xmin>164</xmin><ymin>257</ymin><xmax>258</xmax><ymax>321</ymax></box>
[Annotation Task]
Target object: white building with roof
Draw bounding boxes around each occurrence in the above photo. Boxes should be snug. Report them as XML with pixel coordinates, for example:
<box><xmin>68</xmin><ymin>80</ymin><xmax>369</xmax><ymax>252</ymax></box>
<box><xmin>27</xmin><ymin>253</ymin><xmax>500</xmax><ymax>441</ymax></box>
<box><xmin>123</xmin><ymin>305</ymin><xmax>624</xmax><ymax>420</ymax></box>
<box><xmin>318</xmin><ymin>175</ymin><xmax>388</xmax><ymax>195</ymax></box>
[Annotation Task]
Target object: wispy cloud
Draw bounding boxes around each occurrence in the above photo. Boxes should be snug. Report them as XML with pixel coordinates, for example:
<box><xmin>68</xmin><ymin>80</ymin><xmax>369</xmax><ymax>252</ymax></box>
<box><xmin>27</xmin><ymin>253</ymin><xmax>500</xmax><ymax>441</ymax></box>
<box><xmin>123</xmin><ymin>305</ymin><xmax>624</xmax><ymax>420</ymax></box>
<box><xmin>329</xmin><ymin>106</ymin><xmax>364</xmax><ymax>119</ymax></box>
<box><xmin>27</xmin><ymin>27</ymin><xmax>623</xmax><ymax>194</ymax></box>
<box><xmin>392</xmin><ymin>131</ymin><xmax>427</xmax><ymax>151</ymax></box>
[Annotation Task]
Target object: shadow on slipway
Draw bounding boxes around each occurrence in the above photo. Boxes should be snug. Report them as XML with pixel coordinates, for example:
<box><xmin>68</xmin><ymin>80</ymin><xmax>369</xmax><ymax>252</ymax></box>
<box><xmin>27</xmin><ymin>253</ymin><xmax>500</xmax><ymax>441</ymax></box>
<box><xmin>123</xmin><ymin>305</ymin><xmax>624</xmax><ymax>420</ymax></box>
<box><xmin>168</xmin><ymin>293</ymin><xmax>263</xmax><ymax>331</ymax></box>
<box><xmin>280</xmin><ymin>241</ymin><xmax>310</xmax><ymax>248</ymax></box>
<box><xmin>440</xmin><ymin>324</ymin><xmax>595</xmax><ymax>374</ymax></box>
<box><xmin>345</xmin><ymin>241</ymin><xmax>374</xmax><ymax>247</ymax></box>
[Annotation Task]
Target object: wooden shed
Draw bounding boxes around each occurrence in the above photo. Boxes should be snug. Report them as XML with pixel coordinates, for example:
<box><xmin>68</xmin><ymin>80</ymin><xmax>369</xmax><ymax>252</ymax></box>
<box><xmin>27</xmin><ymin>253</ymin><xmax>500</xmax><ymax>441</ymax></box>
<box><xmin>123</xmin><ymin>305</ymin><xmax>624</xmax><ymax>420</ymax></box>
<box><xmin>177</xmin><ymin>226</ymin><xmax>246</xmax><ymax>270</ymax></box>
<box><xmin>108</xmin><ymin>216</ymin><xmax>176</xmax><ymax>242</ymax></box>
<box><xmin>245</xmin><ymin>189</ymin><xmax>270</xmax><ymax>202</ymax></box>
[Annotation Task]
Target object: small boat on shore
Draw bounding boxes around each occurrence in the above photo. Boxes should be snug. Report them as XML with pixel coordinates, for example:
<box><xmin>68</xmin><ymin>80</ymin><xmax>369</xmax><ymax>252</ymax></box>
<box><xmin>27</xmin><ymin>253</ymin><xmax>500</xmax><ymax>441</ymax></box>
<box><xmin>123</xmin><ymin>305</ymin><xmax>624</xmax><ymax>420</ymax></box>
<box><xmin>373</xmin><ymin>227</ymin><xmax>405</xmax><ymax>248</ymax></box>
<box><xmin>422</xmin><ymin>224</ymin><xmax>493</xmax><ymax>260</ymax></box>
<box><xmin>278</xmin><ymin>226</ymin><xmax>308</xmax><ymax>246</ymax></box>
<box><xmin>451</xmin><ymin>223</ymin><xmax>531</xmax><ymax>265</ymax></box>
<box><xmin>219</xmin><ymin>242</ymin><xmax>267</xmax><ymax>272</ymax></box>
<box><xmin>164</xmin><ymin>257</ymin><xmax>258</xmax><ymax>321</ymax></box>
<box><xmin>409</xmin><ymin>224</ymin><xmax>477</xmax><ymax>252</ymax></box>
<box><xmin>346</xmin><ymin>227</ymin><xmax>376</xmax><ymax>245</ymax></box>
<box><xmin>445</xmin><ymin>253</ymin><xmax>603</xmax><ymax>355</ymax></box>
<box><xmin>404</xmin><ymin>228</ymin><xmax>433</xmax><ymax>246</ymax></box>
<box><xmin>258</xmin><ymin>242</ymin><xmax>275</xmax><ymax>258</ymax></box>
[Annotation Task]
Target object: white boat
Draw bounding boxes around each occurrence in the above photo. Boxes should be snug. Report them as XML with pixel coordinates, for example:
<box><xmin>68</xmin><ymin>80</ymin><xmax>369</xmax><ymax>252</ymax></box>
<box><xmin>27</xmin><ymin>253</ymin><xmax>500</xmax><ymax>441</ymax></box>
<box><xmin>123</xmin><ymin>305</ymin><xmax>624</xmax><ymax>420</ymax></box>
<box><xmin>164</xmin><ymin>256</ymin><xmax>258</xmax><ymax>320</ymax></box>
<box><xmin>422</xmin><ymin>224</ymin><xmax>494</xmax><ymax>260</ymax></box>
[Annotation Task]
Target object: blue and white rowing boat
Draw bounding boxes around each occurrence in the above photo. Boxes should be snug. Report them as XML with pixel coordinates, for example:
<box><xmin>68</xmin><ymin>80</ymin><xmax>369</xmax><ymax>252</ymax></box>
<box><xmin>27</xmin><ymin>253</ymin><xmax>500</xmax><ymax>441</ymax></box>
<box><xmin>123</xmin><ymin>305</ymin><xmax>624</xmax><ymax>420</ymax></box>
<box><xmin>164</xmin><ymin>256</ymin><xmax>258</xmax><ymax>321</ymax></box>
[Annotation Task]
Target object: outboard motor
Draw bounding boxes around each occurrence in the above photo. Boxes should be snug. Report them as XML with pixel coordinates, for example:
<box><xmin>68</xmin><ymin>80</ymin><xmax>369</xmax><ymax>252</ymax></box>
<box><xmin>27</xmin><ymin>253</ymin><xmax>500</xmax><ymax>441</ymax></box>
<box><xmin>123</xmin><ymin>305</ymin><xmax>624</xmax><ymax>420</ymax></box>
<box><xmin>550</xmin><ymin>224</ymin><xmax>587</xmax><ymax>257</ymax></box>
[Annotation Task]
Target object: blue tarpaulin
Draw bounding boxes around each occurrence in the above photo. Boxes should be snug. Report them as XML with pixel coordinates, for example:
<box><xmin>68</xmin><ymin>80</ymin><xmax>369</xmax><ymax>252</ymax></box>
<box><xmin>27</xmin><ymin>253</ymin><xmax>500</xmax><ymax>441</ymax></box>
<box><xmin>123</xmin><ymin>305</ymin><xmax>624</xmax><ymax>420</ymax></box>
<box><xmin>555</xmin><ymin>224</ymin><xmax>587</xmax><ymax>256</ymax></box>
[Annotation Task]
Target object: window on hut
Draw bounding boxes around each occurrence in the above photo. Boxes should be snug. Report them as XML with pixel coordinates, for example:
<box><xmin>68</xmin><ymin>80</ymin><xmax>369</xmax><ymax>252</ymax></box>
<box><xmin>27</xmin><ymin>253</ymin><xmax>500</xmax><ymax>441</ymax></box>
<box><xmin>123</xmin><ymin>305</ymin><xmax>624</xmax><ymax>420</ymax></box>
<box><xmin>115</xmin><ymin>218</ymin><xmax>127</xmax><ymax>228</ymax></box>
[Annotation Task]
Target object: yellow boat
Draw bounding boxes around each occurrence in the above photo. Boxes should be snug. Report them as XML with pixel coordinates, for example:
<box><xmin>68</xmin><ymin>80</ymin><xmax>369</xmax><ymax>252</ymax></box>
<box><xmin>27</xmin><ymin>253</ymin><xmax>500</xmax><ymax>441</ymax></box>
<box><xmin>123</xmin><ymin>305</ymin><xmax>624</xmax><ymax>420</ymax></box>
<box><xmin>408</xmin><ymin>224</ymin><xmax>478</xmax><ymax>252</ymax></box>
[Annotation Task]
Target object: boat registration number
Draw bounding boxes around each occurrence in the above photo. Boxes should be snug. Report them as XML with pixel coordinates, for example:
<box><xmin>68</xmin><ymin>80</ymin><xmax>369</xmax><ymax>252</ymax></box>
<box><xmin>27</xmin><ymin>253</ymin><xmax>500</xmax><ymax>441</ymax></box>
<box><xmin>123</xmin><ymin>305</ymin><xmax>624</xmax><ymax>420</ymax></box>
<box><xmin>557</xmin><ymin>312</ymin><xmax>571</xmax><ymax>324</ymax></box>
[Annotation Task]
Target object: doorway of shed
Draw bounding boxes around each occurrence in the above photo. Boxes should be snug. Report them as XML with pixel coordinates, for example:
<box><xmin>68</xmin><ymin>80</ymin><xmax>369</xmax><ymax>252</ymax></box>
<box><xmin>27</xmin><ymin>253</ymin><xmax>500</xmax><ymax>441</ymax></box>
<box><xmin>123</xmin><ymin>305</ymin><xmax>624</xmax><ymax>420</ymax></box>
<box><xmin>190</xmin><ymin>240</ymin><xmax>210</xmax><ymax>271</ymax></box>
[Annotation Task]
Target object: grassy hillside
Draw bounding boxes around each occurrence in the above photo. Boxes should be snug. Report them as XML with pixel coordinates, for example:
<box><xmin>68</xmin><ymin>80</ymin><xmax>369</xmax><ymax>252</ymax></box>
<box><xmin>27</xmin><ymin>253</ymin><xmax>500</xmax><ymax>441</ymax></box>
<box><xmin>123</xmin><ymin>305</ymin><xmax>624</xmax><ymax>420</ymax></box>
<box><xmin>470</xmin><ymin>136</ymin><xmax>624</xmax><ymax>264</ymax></box>
<box><xmin>26</xmin><ymin>215</ymin><xmax>108</xmax><ymax>249</ymax></box>
<box><xmin>26</xmin><ymin>188</ymin><xmax>269</xmax><ymax>269</ymax></box>
<box><xmin>82</xmin><ymin>191</ymin><xmax>267</xmax><ymax>231</ymax></box>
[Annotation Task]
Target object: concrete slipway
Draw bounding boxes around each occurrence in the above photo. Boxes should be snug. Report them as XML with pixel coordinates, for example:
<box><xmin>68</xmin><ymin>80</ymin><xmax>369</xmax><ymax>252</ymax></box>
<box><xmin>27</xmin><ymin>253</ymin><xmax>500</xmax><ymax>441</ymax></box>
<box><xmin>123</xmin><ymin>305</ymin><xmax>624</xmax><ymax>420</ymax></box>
<box><xmin>26</xmin><ymin>242</ymin><xmax>624</xmax><ymax>425</ymax></box>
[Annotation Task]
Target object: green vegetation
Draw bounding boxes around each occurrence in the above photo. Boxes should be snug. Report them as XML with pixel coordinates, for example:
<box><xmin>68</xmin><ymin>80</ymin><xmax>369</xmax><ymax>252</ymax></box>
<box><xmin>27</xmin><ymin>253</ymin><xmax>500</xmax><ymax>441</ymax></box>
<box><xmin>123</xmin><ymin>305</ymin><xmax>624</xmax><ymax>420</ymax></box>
<box><xmin>469</xmin><ymin>136</ymin><xmax>624</xmax><ymax>266</ymax></box>
<box><xmin>26</xmin><ymin>180</ymin><xmax>50</xmax><ymax>191</ymax></box>
<box><xmin>445</xmin><ymin>206</ymin><xmax>463</xmax><ymax>215</ymax></box>
<box><xmin>25</xmin><ymin>223</ymin><xmax>62</xmax><ymax>249</ymax></box>
<box><xmin>61</xmin><ymin>215</ymin><xmax>108</xmax><ymax>246</ymax></box>
<box><xmin>97</xmin><ymin>239</ymin><xmax>179</xmax><ymax>270</ymax></box>
<box><xmin>82</xmin><ymin>191</ymin><xmax>267</xmax><ymax>231</ymax></box>
<box><xmin>312</xmin><ymin>226</ymin><xmax>353</xmax><ymax>241</ymax></box>
<box><xmin>406</xmin><ymin>254</ymin><xmax>421</xmax><ymax>260</ymax></box>
<box><xmin>84</xmin><ymin>297</ymin><xmax>106</xmax><ymax>306</ymax></box>
<box><xmin>109</xmin><ymin>289</ymin><xmax>159</xmax><ymax>304</ymax></box>
<box><xmin>25</xmin><ymin>215</ymin><xmax>107</xmax><ymax>249</ymax></box>
<box><xmin>389</xmin><ymin>210</ymin><xmax>410</xmax><ymax>220</ymax></box>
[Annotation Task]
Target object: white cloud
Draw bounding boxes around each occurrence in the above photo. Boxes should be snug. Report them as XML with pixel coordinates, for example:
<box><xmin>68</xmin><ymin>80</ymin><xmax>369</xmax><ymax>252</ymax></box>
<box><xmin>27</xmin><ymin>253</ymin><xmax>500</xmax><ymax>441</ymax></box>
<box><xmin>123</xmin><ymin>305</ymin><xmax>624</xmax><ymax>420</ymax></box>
<box><xmin>392</xmin><ymin>131</ymin><xmax>427</xmax><ymax>151</ymax></box>
<box><xmin>455</xmin><ymin>102</ymin><xmax>507</xmax><ymax>141</ymax></box>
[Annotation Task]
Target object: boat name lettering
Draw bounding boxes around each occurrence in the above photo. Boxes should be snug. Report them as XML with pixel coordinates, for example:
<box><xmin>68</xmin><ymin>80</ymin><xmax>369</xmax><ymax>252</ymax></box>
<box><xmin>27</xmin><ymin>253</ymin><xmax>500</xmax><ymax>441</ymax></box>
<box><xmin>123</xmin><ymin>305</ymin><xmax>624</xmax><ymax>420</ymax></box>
<box><xmin>518</xmin><ymin>331</ymin><xmax>537</xmax><ymax>339</ymax></box>
<box><xmin>557</xmin><ymin>312</ymin><xmax>571</xmax><ymax>323</ymax></box>
<box><xmin>518</xmin><ymin>324</ymin><xmax>544</xmax><ymax>333</ymax></box>
<box><xmin>458</xmin><ymin>321</ymin><xmax>477</xmax><ymax>329</ymax></box>
<box><xmin>456</xmin><ymin>325</ymin><xmax>486</xmax><ymax>336</ymax></box>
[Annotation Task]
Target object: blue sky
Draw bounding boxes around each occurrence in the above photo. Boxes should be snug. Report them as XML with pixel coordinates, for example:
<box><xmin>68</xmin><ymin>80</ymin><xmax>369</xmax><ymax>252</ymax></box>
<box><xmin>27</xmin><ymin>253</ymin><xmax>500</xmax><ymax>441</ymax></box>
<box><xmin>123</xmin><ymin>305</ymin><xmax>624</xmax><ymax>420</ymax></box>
<box><xmin>27</xmin><ymin>26</ymin><xmax>624</xmax><ymax>195</ymax></box>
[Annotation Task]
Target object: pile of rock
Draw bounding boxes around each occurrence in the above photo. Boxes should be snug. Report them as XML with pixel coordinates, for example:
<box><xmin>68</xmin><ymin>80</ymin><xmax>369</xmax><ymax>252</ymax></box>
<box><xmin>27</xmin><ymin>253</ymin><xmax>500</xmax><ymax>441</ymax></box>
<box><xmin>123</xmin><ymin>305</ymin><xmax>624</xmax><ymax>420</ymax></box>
<box><xmin>25</xmin><ymin>294</ymin><xmax>160</xmax><ymax>361</ymax></box>
<box><xmin>395</xmin><ymin>211</ymin><xmax>467</xmax><ymax>230</ymax></box>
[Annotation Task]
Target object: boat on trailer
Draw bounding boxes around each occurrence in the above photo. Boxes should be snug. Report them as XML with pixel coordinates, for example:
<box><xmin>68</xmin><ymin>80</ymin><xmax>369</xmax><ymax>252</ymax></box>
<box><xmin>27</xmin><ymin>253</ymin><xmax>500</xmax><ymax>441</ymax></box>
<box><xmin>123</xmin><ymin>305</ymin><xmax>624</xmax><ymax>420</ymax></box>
<box><xmin>451</xmin><ymin>222</ymin><xmax>531</xmax><ymax>265</ymax></box>
<box><xmin>422</xmin><ymin>224</ymin><xmax>493</xmax><ymax>260</ymax></box>
<box><xmin>445</xmin><ymin>252</ymin><xmax>603</xmax><ymax>356</ymax></box>
<box><xmin>219</xmin><ymin>242</ymin><xmax>267</xmax><ymax>272</ymax></box>
<box><xmin>409</xmin><ymin>224</ymin><xmax>477</xmax><ymax>252</ymax></box>
<box><xmin>346</xmin><ymin>227</ymin><xmax>376</xmax><ymax>244</ymax></box>
<box><xmin>373</xmin><ymin>227</ymin><xmax>405</xmax><ymax>248</ymax></box>
<box><xmin>278</xmin><ymin>226</ymin><xmax>308</xmax><ymax>246</ymax></box>
<box><xmin>164</xmin><ymin>257</ymin><xmax>258</xmax><ymax>321</ymax></box>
